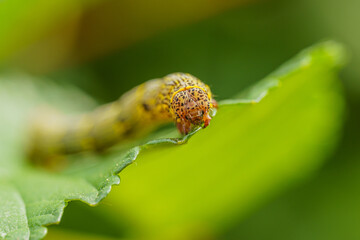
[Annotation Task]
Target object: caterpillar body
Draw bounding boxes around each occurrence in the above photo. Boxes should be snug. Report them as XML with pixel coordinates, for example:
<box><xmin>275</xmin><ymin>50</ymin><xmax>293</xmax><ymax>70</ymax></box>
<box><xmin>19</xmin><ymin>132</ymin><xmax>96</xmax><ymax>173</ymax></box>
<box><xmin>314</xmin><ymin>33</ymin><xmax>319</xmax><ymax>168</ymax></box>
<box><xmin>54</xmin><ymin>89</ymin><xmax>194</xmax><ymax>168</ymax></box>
<box><xmin>28</xmin><ymin>73</ymin><xmax>217</xmax><ymax>161</ymax></box>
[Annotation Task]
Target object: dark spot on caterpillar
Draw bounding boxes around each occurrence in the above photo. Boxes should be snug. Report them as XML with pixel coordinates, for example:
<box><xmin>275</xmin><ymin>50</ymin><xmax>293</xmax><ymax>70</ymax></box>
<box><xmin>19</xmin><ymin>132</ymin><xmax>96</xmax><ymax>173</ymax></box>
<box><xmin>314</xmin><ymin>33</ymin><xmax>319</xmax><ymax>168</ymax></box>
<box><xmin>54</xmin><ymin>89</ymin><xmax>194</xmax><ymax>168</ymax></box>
<box><xmin>124</xmin><ymin>126</ymin><xmax>134</xmax><ymax>137</ymax></box>
<box><xmin>142</xmin><ymin>103</ymin><xmax>151</xmax><ymax>111</ymax></box>
<box><xmin>118</xmin><ymin>117</ymin><xmax>128</xmax><ymax>123</ymax></box>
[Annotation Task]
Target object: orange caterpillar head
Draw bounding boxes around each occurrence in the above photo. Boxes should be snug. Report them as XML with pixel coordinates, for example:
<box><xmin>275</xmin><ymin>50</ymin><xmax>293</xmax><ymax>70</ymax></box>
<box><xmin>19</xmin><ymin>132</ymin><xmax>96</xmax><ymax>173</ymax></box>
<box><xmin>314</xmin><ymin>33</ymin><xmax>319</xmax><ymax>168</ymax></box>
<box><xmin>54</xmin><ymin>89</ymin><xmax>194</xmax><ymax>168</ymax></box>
<box><xmin>171</xmin><ymin>86</ymin><xmax>217</xmax><ymax>135</ymax></box>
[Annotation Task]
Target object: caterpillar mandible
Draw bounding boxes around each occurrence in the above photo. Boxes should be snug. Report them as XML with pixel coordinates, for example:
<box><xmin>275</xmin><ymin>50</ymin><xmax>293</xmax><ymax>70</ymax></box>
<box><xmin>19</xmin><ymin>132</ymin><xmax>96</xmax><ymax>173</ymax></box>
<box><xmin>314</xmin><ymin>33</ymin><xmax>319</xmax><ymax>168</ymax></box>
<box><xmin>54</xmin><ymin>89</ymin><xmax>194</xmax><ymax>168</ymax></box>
<box><xmin>28</xmin><ymin>73</ymin><xmax>217</xmax><ymax>161</ymax></box>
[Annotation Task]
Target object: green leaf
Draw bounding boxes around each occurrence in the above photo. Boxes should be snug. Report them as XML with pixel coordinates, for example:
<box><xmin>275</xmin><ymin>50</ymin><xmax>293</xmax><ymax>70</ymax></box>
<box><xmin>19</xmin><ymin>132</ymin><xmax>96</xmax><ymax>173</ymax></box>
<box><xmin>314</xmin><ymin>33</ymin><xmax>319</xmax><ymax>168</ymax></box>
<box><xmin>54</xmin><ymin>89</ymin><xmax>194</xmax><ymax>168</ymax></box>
<box><xmin>0</xmin><ymin>0</ymin><xmax>101</xmax><ymax>63</ymax></box>
<box><xmin>88</xmin><ymin>41</ymin><xmax>347</xmax><ymax>237</ymax></box>
<box><xmin>0</xmin><ymin>41</ymin><xmax>346</xmax><ymax>239</ymax></box>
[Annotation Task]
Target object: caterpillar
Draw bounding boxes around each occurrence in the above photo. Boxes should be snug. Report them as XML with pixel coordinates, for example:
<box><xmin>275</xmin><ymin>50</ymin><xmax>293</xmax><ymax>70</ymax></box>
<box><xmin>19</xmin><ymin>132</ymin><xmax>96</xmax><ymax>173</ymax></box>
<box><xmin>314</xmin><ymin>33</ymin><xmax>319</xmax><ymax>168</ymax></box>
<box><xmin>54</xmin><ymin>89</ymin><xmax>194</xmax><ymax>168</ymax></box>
<box><xmin>28</xmin><ymin>72</ymin><xmax>217</xmax><ymax>162</ymax></box>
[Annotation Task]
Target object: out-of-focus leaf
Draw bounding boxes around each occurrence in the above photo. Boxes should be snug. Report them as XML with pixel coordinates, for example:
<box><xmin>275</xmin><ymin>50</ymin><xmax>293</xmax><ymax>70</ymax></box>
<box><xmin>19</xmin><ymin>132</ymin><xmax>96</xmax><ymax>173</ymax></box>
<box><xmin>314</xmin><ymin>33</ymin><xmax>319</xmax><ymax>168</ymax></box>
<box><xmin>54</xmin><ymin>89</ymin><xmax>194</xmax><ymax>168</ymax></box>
<box><xmin>0</xmin><ymin>41</ymin><xmax>345</xmax><ymax>239</ymax></box>
<box><xmin>2</xmin><ymin>0</ymin><xmax>250</xmax><ymax>73</ymax></box>
<box><xmin>222</xmin><ymin>142</ymin><xmax>360</xmax><ymax>240</ymax></box>
<box><xmin>70</xmin><ymin>0</ymin><xmax>251</xmax><ymax>63</ymax></box>
<box><xmin>0</xmin><ymin>0</ymin><xmax>100</xmax><ymax>63</ymax></box>
<box><xmin>45</xmin><ymin>228</ymin><xmax>118</xmax><ymax>240</ymax></box>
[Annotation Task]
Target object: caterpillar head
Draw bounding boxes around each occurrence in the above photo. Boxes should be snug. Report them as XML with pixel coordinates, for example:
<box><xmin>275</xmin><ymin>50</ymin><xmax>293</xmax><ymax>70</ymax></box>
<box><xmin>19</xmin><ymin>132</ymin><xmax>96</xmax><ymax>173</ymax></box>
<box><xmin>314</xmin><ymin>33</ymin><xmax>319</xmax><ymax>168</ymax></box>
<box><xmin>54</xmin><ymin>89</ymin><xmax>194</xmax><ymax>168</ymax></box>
<box><xmin>171</xmin><ymin>87</ymin><xmax>217</xmax><ymax>135</ymax></box>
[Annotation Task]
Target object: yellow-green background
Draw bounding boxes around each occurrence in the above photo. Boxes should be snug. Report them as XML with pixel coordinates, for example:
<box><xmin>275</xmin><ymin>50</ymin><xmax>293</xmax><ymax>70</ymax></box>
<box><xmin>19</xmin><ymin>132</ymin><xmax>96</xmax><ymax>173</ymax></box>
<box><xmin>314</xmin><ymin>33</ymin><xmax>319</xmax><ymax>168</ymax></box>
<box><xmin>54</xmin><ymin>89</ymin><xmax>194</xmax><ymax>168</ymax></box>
<box><xmin>1</xmin><ymin>0</ymin><xmax>359</xmax><ymax>239</ymax></box>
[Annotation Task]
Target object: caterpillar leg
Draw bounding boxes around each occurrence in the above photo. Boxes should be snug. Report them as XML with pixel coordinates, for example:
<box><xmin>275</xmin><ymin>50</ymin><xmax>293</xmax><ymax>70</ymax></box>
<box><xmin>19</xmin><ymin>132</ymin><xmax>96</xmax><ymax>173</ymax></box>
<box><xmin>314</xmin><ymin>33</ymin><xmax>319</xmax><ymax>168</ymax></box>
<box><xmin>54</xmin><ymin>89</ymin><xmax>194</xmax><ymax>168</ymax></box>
<box><xmin>203</xmin><ymin>113</ymin><xmax>212</xmax><ymax>128</ymax></box>
<box><xmin>177</xmin><ymin>121</ymin><xmax>192</xmax><ymax>135</ymax></box>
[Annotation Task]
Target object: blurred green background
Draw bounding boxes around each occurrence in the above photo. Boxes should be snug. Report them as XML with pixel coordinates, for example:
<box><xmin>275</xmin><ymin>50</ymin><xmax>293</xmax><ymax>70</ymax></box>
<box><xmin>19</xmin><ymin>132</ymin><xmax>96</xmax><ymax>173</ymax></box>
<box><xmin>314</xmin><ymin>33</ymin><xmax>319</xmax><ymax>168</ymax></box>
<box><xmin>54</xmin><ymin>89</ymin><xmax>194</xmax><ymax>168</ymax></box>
<box><xmin>1</xmin><ymin>0</ymin><xmax>359</xmax><ymax>239</ymax></box>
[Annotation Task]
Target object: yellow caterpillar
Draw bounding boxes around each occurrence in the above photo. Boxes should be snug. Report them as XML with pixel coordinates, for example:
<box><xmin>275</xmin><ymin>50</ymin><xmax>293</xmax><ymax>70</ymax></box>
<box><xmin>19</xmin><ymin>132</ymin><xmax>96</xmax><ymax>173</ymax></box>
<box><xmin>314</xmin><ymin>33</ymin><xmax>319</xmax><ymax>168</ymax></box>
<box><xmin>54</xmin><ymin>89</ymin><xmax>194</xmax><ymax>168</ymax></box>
<box><xmin>28</xmin><ymin>73</ymin><xmax>217</xmax><ymax>162</ymax></box>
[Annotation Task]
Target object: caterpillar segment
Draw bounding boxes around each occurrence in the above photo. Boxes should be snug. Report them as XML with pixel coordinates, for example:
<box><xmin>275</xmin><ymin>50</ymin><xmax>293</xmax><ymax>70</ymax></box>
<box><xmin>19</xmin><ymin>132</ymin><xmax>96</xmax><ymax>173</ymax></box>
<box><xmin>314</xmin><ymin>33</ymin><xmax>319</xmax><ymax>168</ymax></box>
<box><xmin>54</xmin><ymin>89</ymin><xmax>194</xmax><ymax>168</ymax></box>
<box><xmin>28</xmin><ymin>73</ymin><xmax>217</xmax><ymax>162</ymax></box>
